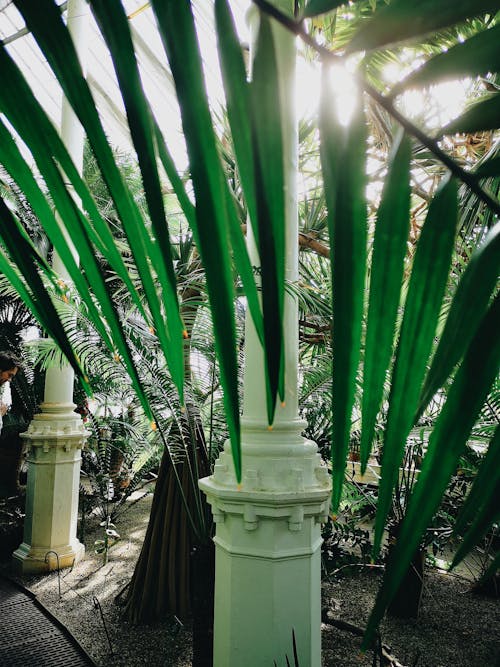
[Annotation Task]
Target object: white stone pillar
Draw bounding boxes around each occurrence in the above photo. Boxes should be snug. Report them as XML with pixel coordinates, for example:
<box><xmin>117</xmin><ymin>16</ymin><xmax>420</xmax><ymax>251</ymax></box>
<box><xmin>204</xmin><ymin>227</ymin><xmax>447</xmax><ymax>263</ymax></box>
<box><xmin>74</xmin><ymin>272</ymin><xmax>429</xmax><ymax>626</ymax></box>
<box><xmin>13</xmin><ymin>0</ymin><xmax>89</xmax><ymax>574</ymax></box>
<box><xmin>12</xmin><ymin>407</ymin><xmax>87</xmax><ymax>572</ymax></box>
<box><xmin>199</xmin><ymin>3</ymin><xmax>331</xmax><ymax>665</ymax></box>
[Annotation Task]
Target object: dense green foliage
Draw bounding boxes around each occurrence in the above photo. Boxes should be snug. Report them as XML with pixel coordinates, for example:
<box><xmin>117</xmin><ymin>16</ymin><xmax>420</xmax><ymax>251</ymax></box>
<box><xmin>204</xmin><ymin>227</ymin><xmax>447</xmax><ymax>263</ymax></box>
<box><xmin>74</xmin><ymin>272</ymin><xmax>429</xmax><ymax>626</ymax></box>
<box><xmin>0</xmin><ymin>0</ymin><xmax>498</xmax><ymax>644</ymax></box>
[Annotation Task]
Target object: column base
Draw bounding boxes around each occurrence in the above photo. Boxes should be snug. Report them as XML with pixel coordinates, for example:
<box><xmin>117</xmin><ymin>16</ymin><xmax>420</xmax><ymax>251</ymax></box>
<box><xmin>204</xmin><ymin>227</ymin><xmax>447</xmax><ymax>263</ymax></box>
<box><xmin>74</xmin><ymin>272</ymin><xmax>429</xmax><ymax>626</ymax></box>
<box><xmin>12</xmin><ymin>539</ymin><xmax>85</xmax><ymax>575</ymax></box>
<box><xmin>14</xmin><ymin>402</ymin><xmax>87</xmax><ymax>576</ymax></box>
<box><xmin>199</xmin><ymin>433</ymin><xmax>332</xmax><ymax>667</ymax></box>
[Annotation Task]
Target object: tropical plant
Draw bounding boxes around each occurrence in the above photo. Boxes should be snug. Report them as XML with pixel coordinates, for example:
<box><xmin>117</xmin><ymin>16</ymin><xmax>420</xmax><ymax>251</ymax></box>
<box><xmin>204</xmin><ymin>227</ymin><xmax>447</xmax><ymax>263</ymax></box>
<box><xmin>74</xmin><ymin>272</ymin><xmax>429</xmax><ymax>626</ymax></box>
<box><xmin>0</xmin><ymin>289</ymin><xmax>42</xmax><ymax>425</ymax></box>
<box><xmin>320</xmin><ymin>478</ymin><xmax>376</xmax><ymax>575</ymax></box>
<box><xmin>0</xmin><ymin>275</ymin><xmax>44</xmax><ymax>496</ymax></box>
<box><xmin>79</xmin><ymin>411</ymin><xmax>159</xmax><ymax>527</ymax></box>
<box><xmin>0</xmin><ymin>0</ymin><xmax>499</xmax><ymax>649</ymax></box>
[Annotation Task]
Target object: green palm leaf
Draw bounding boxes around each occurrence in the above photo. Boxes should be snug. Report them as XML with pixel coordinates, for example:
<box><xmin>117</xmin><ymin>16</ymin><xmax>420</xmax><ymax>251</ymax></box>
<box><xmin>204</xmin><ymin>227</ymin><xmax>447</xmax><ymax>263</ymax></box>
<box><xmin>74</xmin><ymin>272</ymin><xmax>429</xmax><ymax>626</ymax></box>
<box><xmin>474</xmin><ymin>155</ymin><xmax>500</xmax><ymax>178</ymax></box>
<box><xmin>440</xmin><ymin>93</ymin><xmax>500</xmax><ymax>134</ymax></box>
<box><xmin>373</xmin><ymin>177</ymin><xmax>458</xmax><ymax>556</ymax></box>
<box><xmin>364</xmin><ymin>291</ymin><xmax>500</xmax><ymax>648</ymax></box>
<box><xmin>0</xmin><ymin>118</ymin><xmax>114</xmax><ymax>351</ymax></box>
<box><xmin>89</xmin><ymin>0</ymin><xmax>185</xmax><ymax>392</ymax></box>
<box><xmin>153</xmin><ymin>120</ymin><xmax>196</xmax><ymax>229</ymax></box>
<box><xmin>10</xmin><ymin>2</ymin><xmax>152</xmax><ymax>304</ymax></box>
<box><xmin>151</xmin><ymin>0</ymin><xmax>241</xmax><ymax>480</ymax></box>
<box><xmin>0</xmin><ymin>41</ymin><xmax>146</xmax><ymax>324</ymax></box>
<box><xmin>250</xmin><ymin>13</ymin><xmax>287</xmax><ymax>419</ymax></box>
<box><xmin>215</xmin><ymin>0</ymin><xmax>258</xmax><ymax>240</ymax></box>
<box><xmin>13</xmin><ymin>0</ymin><xmax>184</xmax><ymax>405</ymax></box>
<box><xmin>320</xmin><ymin>70</ymin><xmax>367</xmax><ymax>511</ymax></box>
<box><xmin>347</xmin><ymin>0</ymin><xmax>500</xmax><ymax>53</ymax></box>
<box><xmin>390</xmin><ymin>24</ymin><xmax>500</xmax><ymax>98</ymax></box>
<box><xmin>0</xmin><ymin>198</ymin><xmax>89</xmax><ymax>392</ymax></box>
<box><xmin>451</xmin><ymin>425</ymin><xmax>500</xmax><ymax>567</ymax></box>
<box><xmin>214</xmin><ymin>0</ymin><xmax>265</xmax><ymax>346</ymax></box>
<box><xmin>360</xmin><ymin>130</ymin><xmax>411</xmax><ymax>471</ymax></box>
<box><xmin>1</xmin><ymin>20</ymin><xmax>155</xmax><ymax>422</ymax></box>
<box><xmin>418</xmin><ymin>221</ymin><xmax>500</xmax><ymax>416</ymax></box>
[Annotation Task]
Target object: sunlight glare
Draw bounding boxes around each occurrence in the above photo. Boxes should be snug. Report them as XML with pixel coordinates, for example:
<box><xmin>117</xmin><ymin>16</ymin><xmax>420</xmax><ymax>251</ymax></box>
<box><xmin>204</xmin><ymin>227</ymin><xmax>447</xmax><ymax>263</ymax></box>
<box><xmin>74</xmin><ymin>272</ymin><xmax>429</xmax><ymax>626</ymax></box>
<box><xmin>295</xmin><ymin>59</ymin><xmax>321</xmax><ymax>120</ymax></box>
<box><xmin>429</xmin><ymin>80</ymin><xmax>469</xmax><ymax>126</ymax></box>
<box><xmin>328</xmin><ymin>64</ymin><xmax>358</xmax><ymax>126</ymax></box>
<box><xmin>399</xmin><ymin>80</ymin><xmax>469</xmax><ymax>129</ymax></box>
<box><xmin>383</xmin><ymin>58</ymin><xmax>425</xmax><ymax>85</ymax></box>
<box><xmin>383</xmin><ymin>60</ymin><xmax>470</xmax><ymax>129</ymax></box>
<box><xmin>296</xmin><ymin>59</ymin><xmax>358</xmax><ymax>126</ymax></box>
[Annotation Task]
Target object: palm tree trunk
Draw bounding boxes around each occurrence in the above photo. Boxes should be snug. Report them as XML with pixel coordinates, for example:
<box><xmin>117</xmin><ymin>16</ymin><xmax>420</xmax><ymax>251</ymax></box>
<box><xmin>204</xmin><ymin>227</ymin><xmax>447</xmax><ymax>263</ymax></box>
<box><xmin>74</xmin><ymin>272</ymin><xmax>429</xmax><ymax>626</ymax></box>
<box><xmin>122</xmin><ymin>252</ymin><xmax>213</xmax><ymax>629</ymax></box>
<box><xmin>122</xmin><ymin>442</ymin><xmax>211</xmax><ymax>623</ymax></box>
<box><xmin>387</xmin><ymin>524</ymin><xmax>425</xmax><ymax>619</ymax></box>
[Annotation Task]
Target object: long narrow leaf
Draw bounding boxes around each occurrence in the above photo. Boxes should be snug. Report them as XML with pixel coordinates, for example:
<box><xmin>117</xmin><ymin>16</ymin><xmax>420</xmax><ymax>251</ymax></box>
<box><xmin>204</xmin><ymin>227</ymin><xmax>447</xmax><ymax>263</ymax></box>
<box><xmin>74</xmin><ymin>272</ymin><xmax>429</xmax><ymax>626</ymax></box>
<box><xmin>224</xmin><ymin>186</ymin><xmax>265</xmax><ymax>347</ymax></box>
<box><xmin>418</xmin><ymin>221</ymin><xmax>500</xmax><ymax>416</ymax></box>
<box><xmin>440</xmin><ymin>93</ymin><xmax>500</xmax><ymax>135</ymax></box>
<box><xmin>363</xmin><ymin>292</ymin><xmax>500</xmax><ymax>648</ymax></box>
<box><xmin>0</xmin><ymin>42</ymin><xmax>147</xmax><ymax>325</ymax></box>
<box><xmin>251</xmin><ymin>13</ymin><xmax>287</xmax><ymax>420</ymax></box>
<box><xmin>9</xmin><ymin>0</ymin><xmax>147</xmax><ymax>319</ymax></box>
<box><xmin>0</xmin><ymin>49</ymin><xmax>157</xmax><ymax>423</ymax></box>
<box><xmin>454</xmin><ymin>425</ymin><xmax>500</xmax><ymax>533</ymax></box>
<box><xmin>153</xmin><ymin>120</ymin><xmax>196</xmax><ymax>229</ymax></box>
<box><xmin>152</xmin><ymin>0</ymin><xmax>241</xmax><ymax>481</ymax></box>
<box><xmin>319</xmin><ymin>65</ymin><xmax>343</xmax><ymax>225</ymax></box>
<box><xmin>390</xmin><ymin>25</ymin><xmax>500</xmax><ymax>98</ymax></box>
<box><xmin>347</xmin><ymin>0</ymin><xmax>500</xmax><ymax>54</ymax></box>
<box><xmin>0</xmin><ymin>117</ymin><xmax>116</xmax><ymax>351</ymax></box>
<box><xmin>451</xmin><ymin>482</ymin><xmax>500</xmax><ymax>569</ymax></box>
<box><xmin>0</xmin><ymin>198</ymin><xmax>89</xmax><ymax>392</ymax></box>
<box><xmin>0</xmin><ymin>250</ymin><xmax>58</xmax><ymax>343</ymax></box>
<box><xmin>215</xmin><ymin>0</ymin><xmax>258</xmax><ymax>238</ymax></box>
<box><xmin>320</xmin><ymin>72</ymin><xmax>367</xmax><ymax>511</ymax></box>
<box><xmin>154</xmin><ymin>5</ymin><xmax>263</xmax><ymax>357</ymax></box>
<box><xmin>474</xmin><ymin>156</ymin><xmax>500</xmax><ymax>178</ymax></box>
<box><xmin>89</xmin><ymin>0</ymin><xmax>185</xmax><ymax>393</ymax></box>
<box><xmin>214</xmin><ymin>0</ymin><xmax>265</xmax><ymax>347</ymax></box>
<box><xmin>360</xmin><ymin>131</ymin><xmax>411</xmax><ymax>471</ymax></box>
<box><xmin>13</xmin><ymin>0</ymin><xmax>184</xmax><ymax>402</ymax></box>
<box><xmin>373</xmin><ymin>177</ymin><xmax>457</xmax><ymax>556</ymax></box>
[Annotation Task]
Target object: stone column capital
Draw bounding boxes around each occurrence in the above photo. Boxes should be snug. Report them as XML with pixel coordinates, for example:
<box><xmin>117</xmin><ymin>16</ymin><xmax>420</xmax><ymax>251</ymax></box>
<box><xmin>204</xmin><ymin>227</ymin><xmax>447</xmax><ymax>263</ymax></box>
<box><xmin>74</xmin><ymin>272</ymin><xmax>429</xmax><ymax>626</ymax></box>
<box><xmin>199</xmin><ymin>434</ymin><xmax>332</xmax><ymax>533</ymax></box>
<box><xmin>200</xmin><ymin>480</ymin><xmax>331</xmax><ymax>534</ymax></box>
<box><xmin>21</xmin><ymin>407</ymin><xmax>87</xmax><ymax>455</ymax></box>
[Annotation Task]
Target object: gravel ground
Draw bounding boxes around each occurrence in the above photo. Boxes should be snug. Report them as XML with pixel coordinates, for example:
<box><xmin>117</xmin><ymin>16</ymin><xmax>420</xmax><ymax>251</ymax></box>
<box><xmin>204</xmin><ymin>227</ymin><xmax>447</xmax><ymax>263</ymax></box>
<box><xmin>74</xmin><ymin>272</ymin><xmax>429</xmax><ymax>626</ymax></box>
<box><xmin>321</xmin><ymin>568</ymin><xmax>500</xmax><ymax>666</ymax></box>
<box><xmin>3</xmin><ymin>491</ymin><xmax>499</xmax><ymax>667</ymax></box>
<box><xmin>8</xmin><ymin>492</ymin><xmax>193</xmax><ymax>667</ymax></box>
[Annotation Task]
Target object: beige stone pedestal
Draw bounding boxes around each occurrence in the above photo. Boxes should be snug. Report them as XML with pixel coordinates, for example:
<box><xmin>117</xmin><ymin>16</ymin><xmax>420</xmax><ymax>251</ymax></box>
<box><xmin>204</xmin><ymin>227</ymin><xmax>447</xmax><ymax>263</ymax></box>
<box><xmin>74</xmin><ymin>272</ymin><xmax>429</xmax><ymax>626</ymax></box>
<box><xmin>12</xmin><ymin>403</ymin><xmax>86</xmax><ymax>574</ymax></box>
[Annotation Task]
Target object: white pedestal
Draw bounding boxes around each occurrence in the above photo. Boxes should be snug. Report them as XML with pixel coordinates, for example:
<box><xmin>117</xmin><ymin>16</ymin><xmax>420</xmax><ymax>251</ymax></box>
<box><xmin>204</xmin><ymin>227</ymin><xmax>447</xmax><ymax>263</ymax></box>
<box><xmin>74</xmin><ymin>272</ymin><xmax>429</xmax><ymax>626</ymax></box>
<box><xmin>12</xmin><ymin>403</ymin><xmax>86</xmax><ymax>574</ymax></box>
<box><xmin>199</xmin><ymin>421</ymin><xmax>331</xmax><ymax>667</ymax></box>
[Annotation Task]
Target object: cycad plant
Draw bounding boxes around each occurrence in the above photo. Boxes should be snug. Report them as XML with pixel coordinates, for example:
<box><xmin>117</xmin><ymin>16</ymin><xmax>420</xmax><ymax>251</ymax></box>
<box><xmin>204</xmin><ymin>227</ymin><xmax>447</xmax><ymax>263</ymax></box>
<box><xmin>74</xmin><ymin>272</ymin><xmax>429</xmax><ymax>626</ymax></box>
<box><xmin>0</xmin><ymin>0</ymin><xmax>499</xmax><ymax>647</ymax></box>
